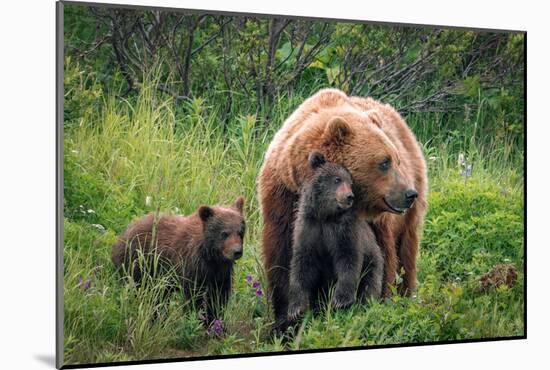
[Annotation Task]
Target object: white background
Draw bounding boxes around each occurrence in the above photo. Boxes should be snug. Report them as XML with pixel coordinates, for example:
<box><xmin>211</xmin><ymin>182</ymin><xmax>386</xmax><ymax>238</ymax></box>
<box><xmin>0</xmin><ymin>0</ymin><xmax>546</xmax><ymax>369</ymax></box>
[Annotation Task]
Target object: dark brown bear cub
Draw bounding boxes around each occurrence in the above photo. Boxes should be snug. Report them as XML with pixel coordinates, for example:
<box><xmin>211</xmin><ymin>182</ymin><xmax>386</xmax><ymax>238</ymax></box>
<box><xmin>112</xmin><ymin>197</ymin><xmax>246</xmax><ymax>325</ymax></box>
<box><xmin>288</xmin><ymin>152</ymin><xmax>383</xmax><ymax>322</ymax></box>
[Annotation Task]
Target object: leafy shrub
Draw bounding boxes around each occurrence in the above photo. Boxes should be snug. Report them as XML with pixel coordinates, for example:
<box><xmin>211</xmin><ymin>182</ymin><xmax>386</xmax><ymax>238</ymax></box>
<box><xmin>422</xmin><ymin>175</ymin><xmax>524</xmax><ymax>282</ymax></box>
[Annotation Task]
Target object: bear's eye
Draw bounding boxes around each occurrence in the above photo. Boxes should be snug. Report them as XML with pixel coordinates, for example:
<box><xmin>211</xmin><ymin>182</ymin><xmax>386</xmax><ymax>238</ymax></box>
<box><xmin>379</xmin><ymin>158</ymin><xmax>391</xmax><ymax>172</ymax></box>
<box><xmin>334</xmin><ymin>177</ymin><xmax>341</xmax><ymax>184</ymax></box>
<box><xmin>221</xmin><ymin>231</ymin><xmax>229</xmax><ymax>239</ymax></box>
<box><xmin>378</xmin><ymin>158</ymin><xmax>391</xmax><ymax>172</ymax></box>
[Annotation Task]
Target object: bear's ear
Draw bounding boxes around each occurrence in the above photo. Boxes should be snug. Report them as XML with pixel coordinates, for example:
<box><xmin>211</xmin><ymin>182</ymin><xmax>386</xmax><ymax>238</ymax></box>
<box><xmin>198</xmin><ymin>206</ymin><xmax>214</xmax><ymax>222</ymax></box>
<box><xmin>324</xmin><ymin>116</ymin><xmax>353</xmax><ymax>145</ymax></box>
<box><xmin>365</xmin><ymin>109</ymin><xmax>382</xmax><ymax>128</ymax></box>
<box><xmin>233</xmin><ymin>196</ymin><xmax>245</xmax><ymax>213</ymax></box>
<box><xmin>309</xmin><ymin>151</ymin><xmax>326</xmax><ymax>169</ymax></box>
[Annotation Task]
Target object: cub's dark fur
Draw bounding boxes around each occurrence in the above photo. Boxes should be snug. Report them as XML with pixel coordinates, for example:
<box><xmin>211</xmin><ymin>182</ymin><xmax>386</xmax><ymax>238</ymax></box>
<box><xmin>112</xmin><ymin>197</ymin><xmax>246</xmax><ymax>325</ymax></box>
<box><xmin>288</xmin><ymin>152</ymin><xmax>383</xmax><ymax>321</ymax></box>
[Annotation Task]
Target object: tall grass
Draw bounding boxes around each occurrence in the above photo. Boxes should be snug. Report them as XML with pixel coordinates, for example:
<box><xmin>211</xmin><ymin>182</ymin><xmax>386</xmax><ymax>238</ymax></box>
<box><xmin>63</xmin><ymin>69</ymin><xmax>524</xmax><ymax>365</ymax></box>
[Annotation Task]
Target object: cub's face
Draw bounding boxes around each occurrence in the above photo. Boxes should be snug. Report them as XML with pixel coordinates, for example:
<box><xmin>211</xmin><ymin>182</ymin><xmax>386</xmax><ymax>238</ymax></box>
<box><xmin>198</xmin><ymin>197</ymin><xmax>246</xmax><ymax>261</ymax></box>
<box><xmin>321</xmin><ymin>113</ymin><xmax>418</xmax><ymax>216</ymax></box>
<box><xmin>308</xmin><ymin>152</ymin><xmax>355</xmax><ymax>217</ymax></box>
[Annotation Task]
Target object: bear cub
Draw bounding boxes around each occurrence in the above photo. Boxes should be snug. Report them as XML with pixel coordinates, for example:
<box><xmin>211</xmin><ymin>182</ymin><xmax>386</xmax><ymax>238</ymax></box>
<box><xmin>288</xmin><ymin>152</ymin><xmax>383</xmax><ymax>322</ymax></box>
<box><xmin>112</xmin><ymin>197</ymin><xmax>246</xmax><ymax>325</ymax></box>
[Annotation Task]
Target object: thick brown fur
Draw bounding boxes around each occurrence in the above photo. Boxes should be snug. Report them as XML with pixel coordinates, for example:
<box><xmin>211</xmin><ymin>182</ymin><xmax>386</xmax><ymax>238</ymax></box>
<box><xmin>112</xmin><ymin>197</ymin><xmax>246</xmax><ymax>324</ymax></box>
<box><xmin>258</xmin><ymin>89</ymin><xmax>427</xmax><ymax>328</ymax></box>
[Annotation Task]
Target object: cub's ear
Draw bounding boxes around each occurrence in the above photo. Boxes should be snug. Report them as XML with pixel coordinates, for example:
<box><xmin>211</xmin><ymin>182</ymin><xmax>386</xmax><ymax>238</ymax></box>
<box><xmin>233</xmin><ymin>196</ymin><xmax>245</xmax><ymax>213</ymax></box>
<box><xmin>198</xmin><ymin>206</ymin><xmax>214</xmax><ymax>222</ymax></box>
<box><xmin>324</xmin><ymin>116</ymin><xmax>353</xmax><ymax>145</ymax></box>
<box><xmin>365</xmin><ymin>109</ymin><xmax>382</xmax><ymax>128</ymax></box>
<box><xmin>308</xmin><ymin>151</ymin><xmax>326</xmax><ymax>169</ymax></box>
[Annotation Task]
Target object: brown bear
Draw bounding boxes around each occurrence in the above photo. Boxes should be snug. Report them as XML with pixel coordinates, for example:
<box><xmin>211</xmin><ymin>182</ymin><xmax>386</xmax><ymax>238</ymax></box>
<box><xmin>258</xmin><ymin>88</ymin><xmax>427</xmax><ymax>329</ymax></box>
<box><xmin>112</xmin><ymin>197</ymin><xmax>246</xmax><ymax>324</ymax></box>
<box><xmin>287</xmin><ymin>151</ymin><xmax>383</xmax><ymax>323</ymax></box>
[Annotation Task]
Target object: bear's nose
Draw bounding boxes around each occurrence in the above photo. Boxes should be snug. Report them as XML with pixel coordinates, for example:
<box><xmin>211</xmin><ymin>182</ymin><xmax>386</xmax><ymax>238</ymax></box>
<box><xmin>233</xmin><ymin>247</ymin><xmax>243</xmax><ymax>260</ymax></box>
<box><xmin>405</xmin><ymin>189</ymin><xmax>418</xmax><ymax>200</ymax></box>
<box><xmin>346</xmin><ymin>193</ymin><xmax>355</xmax><ymax>205</ymax></box>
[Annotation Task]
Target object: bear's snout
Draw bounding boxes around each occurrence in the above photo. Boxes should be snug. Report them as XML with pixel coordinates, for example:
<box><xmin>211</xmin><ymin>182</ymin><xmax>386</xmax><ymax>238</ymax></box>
<box><xmin>344</xmin><ymin>192</ymin><xmax>354</xmax><ymax>206</ymax></box>
<box><xmin>336</xmin><ymin>192</ymin><xmax>354</xmax><ymax>210</ymax></box>
<box><xmin>404</xmin><ymin>188</ymin><xmax>418</xmax><ymax>207</ymax></box>
<box><xmin>223</xmin><ymin>241</ymin><xmax>243</xmax><ymax>261</ymax></box>
<box><xmin>232</xmin><ymin>246</ymin><xmax>243</xmax><ymax>260</ymax></box>
<box><xmin>384</xmin><ymin>187</ymin><xmax>418</xmax><ymax>214</ymax></box>
<box><xmin>336</xmin><ymin>183</ymin><xmax>354</xmax><ymax>209</ymax></box>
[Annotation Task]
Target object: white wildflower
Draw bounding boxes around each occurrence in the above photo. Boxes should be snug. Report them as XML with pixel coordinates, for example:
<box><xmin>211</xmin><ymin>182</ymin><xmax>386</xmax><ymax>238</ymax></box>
<box><xmin>458</xmin><ymin>152</ymin><xmax>466</xmax><ymax>168</ymax></box>
<box><xmin>395</xmin><ymin>272</ymin><xmax>403</xmax><ymax>285</ymax></box>
<box><xmin>92</xmin><ymin>224</ymin><xmax>106</xmax><ymax>232</ymax></box>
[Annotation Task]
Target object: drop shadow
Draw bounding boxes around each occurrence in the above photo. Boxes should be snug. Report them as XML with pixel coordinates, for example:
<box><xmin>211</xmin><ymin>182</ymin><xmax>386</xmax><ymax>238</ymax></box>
<box><xmin>34</xmin><ymin>354</ymin><xmax>56</xmax><ymax>367</ymax></box>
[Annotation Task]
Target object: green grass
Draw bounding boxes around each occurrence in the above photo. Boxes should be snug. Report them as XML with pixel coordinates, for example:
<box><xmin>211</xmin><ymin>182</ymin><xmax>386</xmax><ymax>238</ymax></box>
<box><xmin>62</xmin><ymin>78</ymin><xmax>524</xmax><ymax>365</ymax></box>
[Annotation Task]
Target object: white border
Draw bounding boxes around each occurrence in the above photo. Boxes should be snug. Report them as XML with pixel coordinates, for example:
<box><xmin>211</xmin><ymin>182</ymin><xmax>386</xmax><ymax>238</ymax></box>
<box><xmin>1</xmin><ymin>1</ymin><xmax>546</xmax><ymax>369</ymax></box>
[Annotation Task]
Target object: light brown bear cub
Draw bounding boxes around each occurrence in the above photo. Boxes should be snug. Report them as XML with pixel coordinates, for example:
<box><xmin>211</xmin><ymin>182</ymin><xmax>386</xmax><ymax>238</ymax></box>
<box><xmin>112</xmin><ymin>197</ymin><xmax>246</xmax><ymax>325</ymax></box>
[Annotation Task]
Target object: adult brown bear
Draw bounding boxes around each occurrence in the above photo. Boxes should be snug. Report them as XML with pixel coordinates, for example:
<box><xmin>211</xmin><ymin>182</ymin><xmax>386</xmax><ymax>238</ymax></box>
<box><xmin>258</xmin><ymin>88</ymin><xmax>427</xmax><ymax>329</ymax></box>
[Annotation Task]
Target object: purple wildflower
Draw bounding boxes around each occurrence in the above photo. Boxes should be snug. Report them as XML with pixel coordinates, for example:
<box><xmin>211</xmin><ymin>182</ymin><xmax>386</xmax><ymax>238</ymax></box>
<box><xmin>252</xmin><ymin>281</ymin><xmax>261</xmax><ymax>289</ymax></box>
<box><xmin>208</xmin><ymin>319</ymin><xmax>224</xmax><ymax>336</ymax></box>
<box><xmin>246</xmin><ymin>274</ymin><xmax>253</xmax><ymax>284</ymax></box>
<box><xmin>83</xmin><ymin>279</ymin><xmax>92</xmax><ymax>290</ymax></box>
<box><xmin>255</xmin><ymin>288</ymin><xmax>264</xmax><ymax>297</ymax></box>
<box><xmin>460</xmin><ymin>164</ymin><xmax>472</xmax><ymax>178</ymax></box>
<box><xmin>78</xmin><ymin>275</ymin><xmax>92</xmax><ymax>291</ymax></box>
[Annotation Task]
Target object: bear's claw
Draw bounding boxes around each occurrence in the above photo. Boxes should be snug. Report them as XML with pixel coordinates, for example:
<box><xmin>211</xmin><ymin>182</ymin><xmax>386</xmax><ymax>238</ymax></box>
<box><xmin>287</xmin><ymin>303</ymin><xmax>306</xmax><ymax>322</ymax></box>
<box><xmin>332</xmin><ymin>294</ymin><xmax>355</xmax><ymax>310</ymax></box>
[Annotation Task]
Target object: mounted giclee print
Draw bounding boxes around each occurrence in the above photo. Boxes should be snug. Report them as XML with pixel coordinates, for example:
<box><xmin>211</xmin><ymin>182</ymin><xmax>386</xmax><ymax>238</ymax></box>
<box><xmin>56</xmin><ymin>0</ymin><xmax>526</xmax><ymax>368</ymax></box>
